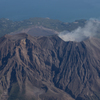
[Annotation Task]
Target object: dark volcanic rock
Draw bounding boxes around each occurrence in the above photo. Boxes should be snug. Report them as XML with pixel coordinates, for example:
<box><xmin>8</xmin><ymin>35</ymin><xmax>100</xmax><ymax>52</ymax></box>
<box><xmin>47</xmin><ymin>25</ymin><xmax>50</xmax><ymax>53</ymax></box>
<box><xmin>0</xmin><ymin>33</ymin><xmax>100</xmax><ymax>100</ymax></box>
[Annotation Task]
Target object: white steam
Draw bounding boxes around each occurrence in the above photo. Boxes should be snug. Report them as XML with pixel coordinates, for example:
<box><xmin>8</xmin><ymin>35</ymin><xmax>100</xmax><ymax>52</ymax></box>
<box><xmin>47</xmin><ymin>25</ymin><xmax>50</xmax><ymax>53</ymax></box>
<box><xmin>59</xmin><ymin>19</ymin><xmax>100</xmax><ymax>42</ymax></box>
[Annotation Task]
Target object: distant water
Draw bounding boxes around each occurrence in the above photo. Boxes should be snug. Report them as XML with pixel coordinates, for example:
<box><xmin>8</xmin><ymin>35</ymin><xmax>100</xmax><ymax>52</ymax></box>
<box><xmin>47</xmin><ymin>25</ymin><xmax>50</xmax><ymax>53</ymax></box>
<box><xmin>0</xmin><ymin>0</ymin><xmax>100</xmax><ymax>22</ymax></box>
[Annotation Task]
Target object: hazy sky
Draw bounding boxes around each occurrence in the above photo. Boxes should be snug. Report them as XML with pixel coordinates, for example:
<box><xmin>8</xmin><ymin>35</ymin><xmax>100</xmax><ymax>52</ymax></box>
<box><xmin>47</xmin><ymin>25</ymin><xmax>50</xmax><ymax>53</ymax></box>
<box><xmin>0</xmin><ymin>0</ymin><xmax>100</xmax><ymax>22</ymax></box>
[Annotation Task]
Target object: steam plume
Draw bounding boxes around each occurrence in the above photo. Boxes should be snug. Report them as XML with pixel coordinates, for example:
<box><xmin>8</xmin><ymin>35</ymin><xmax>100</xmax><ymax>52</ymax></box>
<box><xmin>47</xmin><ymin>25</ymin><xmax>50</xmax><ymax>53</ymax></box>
<box><xmin>58</xmin><ymin>19</ymin><xmax>100</xmax><ymax>42</ymax></box>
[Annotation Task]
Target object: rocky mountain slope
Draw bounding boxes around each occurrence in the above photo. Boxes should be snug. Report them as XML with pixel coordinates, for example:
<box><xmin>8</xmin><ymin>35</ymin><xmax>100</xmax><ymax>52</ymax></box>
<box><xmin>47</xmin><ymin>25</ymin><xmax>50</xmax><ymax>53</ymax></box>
<box><xmin>0</xmin><ymin>33</ymin><xmax>100</xmax><ymax>100</ymax></box>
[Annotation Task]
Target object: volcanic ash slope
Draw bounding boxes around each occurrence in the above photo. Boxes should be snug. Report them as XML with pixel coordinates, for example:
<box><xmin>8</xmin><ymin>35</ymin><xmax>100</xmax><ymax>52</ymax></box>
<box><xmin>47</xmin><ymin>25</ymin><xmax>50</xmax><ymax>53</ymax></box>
<box><xmin>0</xmin><ymin>33</ymin><xmax>100</xmax><ymax>100</ymax></box>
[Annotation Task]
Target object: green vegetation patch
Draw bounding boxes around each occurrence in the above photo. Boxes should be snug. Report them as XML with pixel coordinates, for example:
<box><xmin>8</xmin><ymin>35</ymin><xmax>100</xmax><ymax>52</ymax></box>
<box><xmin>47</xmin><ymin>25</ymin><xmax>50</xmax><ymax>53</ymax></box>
<box><xmin>0</xmin><ymin>18</ymin><xmax>87</xmax><ymax>37</ymax></box>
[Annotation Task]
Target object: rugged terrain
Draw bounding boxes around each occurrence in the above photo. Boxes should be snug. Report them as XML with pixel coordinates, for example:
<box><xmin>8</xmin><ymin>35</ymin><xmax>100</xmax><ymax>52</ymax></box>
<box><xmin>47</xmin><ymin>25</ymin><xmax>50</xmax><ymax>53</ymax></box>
<box><xmin>0</xmin><ymin>33</ymin><xmax>100</xmax><ymax>100</ymax></box>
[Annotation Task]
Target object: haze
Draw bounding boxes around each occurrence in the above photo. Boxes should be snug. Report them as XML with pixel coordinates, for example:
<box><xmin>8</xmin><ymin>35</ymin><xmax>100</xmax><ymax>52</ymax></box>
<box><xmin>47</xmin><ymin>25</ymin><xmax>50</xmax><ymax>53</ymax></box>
<box><xmin>0</xmin><ymin>0</ymin><xmax>100</xmax><ymax>22</ymax></box>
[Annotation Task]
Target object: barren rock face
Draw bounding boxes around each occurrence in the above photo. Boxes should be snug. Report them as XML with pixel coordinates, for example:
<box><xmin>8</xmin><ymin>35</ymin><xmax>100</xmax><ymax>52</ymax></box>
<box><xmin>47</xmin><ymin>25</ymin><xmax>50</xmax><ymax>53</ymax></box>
<box><xmin>0</xmin><ymin>33</ymin><xmax>100</xmax><ymax>100</ymax></box>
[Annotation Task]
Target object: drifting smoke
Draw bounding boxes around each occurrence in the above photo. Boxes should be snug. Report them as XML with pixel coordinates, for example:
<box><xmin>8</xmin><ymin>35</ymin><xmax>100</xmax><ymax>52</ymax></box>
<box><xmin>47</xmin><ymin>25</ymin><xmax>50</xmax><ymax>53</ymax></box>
<box><xmin>59</xmin><ymin>19</ymin><xmax>100</xmax><ymax>42</ymax></box>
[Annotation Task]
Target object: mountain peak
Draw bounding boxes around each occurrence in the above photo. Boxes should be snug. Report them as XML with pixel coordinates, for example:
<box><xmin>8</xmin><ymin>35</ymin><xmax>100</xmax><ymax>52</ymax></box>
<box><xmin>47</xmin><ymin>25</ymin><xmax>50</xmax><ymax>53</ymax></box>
<box><xmin>0</xmin><ymin>34</ymin><xmax>100</xmax><ymax>100</ymax></box>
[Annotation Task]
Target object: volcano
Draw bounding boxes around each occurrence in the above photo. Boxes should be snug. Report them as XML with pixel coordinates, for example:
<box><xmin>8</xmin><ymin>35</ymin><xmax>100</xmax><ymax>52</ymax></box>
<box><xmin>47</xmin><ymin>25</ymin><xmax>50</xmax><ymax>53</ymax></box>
<box><xmin>0</xmin><ymin>33</ymin><xmax>100</xmax><ymax>100</ymax></box>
